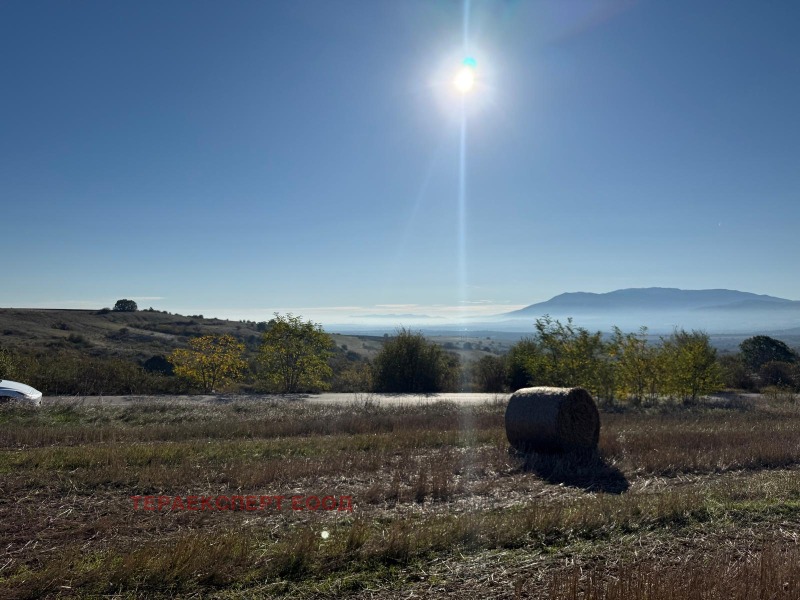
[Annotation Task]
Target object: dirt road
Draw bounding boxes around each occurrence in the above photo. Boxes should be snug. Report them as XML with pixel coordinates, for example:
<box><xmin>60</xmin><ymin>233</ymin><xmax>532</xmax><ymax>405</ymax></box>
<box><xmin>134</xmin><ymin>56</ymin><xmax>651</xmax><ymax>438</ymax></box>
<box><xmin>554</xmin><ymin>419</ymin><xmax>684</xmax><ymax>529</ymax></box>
<box><xmin>41</xmin><ymin>392</ymin><xmax>511</xmax><ymax>407</ymax></box>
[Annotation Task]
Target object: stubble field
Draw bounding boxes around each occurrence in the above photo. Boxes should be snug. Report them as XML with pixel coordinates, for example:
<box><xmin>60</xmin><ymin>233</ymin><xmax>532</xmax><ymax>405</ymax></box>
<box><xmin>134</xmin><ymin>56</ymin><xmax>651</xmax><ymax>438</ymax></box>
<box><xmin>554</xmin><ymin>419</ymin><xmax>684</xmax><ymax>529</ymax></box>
<box><xmin>3</xmin><ymin>393</ymin><xmax>800</xmax><ymax>599</ymax></box>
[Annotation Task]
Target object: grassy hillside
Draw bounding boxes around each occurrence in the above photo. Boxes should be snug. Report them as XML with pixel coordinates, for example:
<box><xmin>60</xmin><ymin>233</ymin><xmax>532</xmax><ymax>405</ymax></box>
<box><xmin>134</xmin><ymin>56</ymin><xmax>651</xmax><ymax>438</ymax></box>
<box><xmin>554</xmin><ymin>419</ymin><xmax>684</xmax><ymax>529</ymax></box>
<box><xmin>0</xmin><ymin>308</ymin><xmax>388</xmax><ymax>362</ymax></box>
<box><xmin>0</xmin><ymin>309</ymin><xmax>508</xmax><ymax>395</ymax></box>
<box><xmin>0</xmin><ymin>308</ymin><xmax>263</xmax><ymax>361</ymax></box>
<box><xmin>0</xmin><ymin>308</ymin><xmax>506</xmax><ymax>365</ymax></box>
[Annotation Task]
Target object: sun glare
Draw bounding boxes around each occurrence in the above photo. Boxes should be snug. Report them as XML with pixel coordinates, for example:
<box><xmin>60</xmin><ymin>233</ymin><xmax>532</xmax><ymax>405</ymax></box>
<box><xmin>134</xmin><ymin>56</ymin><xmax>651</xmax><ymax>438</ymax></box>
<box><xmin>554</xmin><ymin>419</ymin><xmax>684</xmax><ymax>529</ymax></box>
<box><xmin>432</xmin><ymin>53</ymin><xmax>490</xmax><ymax>116</ymax></box>
<box><xmin>454</xmin><ymin>57</ymin><xmax>477</xmax><ymax>94</ymax></box>
<box><xmin>454</xmin><ymin>67</ymin><xmax>475</xmax><ymax>93</ymax></box>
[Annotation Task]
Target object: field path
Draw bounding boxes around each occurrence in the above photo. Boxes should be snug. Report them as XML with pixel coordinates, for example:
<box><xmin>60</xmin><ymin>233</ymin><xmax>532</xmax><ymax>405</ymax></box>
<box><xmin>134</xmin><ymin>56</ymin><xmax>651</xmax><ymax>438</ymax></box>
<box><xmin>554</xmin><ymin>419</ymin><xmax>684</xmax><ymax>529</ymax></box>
<box><xmin>41</xmin><ymin>392</ymin><xmax>512</xmax><ymax>406</ymax></box>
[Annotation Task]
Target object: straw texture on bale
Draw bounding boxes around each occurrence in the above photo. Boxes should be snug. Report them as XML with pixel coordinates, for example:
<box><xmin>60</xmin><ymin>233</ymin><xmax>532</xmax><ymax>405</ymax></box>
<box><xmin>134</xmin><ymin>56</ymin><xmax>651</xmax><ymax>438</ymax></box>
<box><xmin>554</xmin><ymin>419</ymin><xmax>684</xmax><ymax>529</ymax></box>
<box><xmin>505</xmin><ymin>386</ymin><xmax>600</xmax><ymax>454</ymax></box>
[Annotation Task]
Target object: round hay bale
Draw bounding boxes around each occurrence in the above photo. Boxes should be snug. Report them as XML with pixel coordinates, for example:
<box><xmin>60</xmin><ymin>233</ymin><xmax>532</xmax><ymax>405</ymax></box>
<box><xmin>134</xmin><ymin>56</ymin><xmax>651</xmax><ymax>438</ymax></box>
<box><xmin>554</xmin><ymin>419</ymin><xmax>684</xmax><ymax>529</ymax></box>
<box><xmin>505</xmin><ymin>386</ymin><xmax>599</xmax><ymax>454</ymax></box>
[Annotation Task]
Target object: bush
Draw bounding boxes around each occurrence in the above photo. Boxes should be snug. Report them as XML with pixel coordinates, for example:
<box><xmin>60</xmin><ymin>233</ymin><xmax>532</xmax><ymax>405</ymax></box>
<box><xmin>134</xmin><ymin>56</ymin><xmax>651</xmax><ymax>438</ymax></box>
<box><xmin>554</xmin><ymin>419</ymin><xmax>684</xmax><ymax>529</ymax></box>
<box><xmin>505</xmin><ymin>337</ymin><xmax>541</xmax><ymax>391</ymax></box>
<box><xmin>371</xmin><ymin>328</ymin><xmax>459</xmax><ymax>393</ymax></box>
<box><xmin>718</xmin><ymin>353</ymin><xmax>756</xmax><ymax>390</ymax></box>
<box><xmin>759</xmin><ymin>361</ymin><xmax>798</xmax><ymax>389</ymax></box>
<box><xmin>0</xmin><ymin>345</ymin><xmax>16</xmax><ymax>380</ymax></box>
<box><xmin>329</xmin><ymin>362</ymin><xmax>373</xmax><ymax>392</ymax></box>
<box><xmin>762</xmin><ymin>385</ymin><xmax>797</xmax><ymax>403</ymax></box>
<box><xmin>473</xmin><ymin>355</ymin><xmax>507</xmax><ymax>392</ymax></box>
<box><xmin>11</xmin><ymin>350</ymin><xmax>184</xmax><ymax>395</ymax></box>
<box><xmin>66</xmin><ymin>333</ymin><xmax>91</xmax><ymax>347</ymax></box>
<box><xmin>142</xmin><ymin>355</ymin><xmax>174</xmax><ymax>376</ymax></box>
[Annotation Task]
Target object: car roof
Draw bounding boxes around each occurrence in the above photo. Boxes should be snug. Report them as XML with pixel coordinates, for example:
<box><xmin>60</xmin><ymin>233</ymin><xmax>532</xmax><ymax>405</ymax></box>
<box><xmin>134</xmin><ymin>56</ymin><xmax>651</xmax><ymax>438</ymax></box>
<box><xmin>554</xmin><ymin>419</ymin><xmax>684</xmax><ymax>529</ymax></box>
<box><xmin>0</xmin><ymin>380</ymin><xmax>42</xmax><ymax>396</ymax></box>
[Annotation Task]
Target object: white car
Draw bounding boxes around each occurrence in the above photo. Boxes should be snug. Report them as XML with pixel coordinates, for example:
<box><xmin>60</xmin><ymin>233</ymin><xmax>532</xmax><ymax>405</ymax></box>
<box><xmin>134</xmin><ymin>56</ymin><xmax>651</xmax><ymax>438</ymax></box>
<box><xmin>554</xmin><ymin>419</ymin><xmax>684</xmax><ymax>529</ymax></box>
<box><xmin>0</xmin><ymin>380</ymin><xmax>43</xmax><ymax>406</ymax></box>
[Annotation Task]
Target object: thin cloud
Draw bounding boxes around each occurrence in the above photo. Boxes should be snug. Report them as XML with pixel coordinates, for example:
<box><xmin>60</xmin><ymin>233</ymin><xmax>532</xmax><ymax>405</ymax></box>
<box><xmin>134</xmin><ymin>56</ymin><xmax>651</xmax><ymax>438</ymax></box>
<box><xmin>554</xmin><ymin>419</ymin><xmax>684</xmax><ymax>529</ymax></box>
<box><xmin>375</xmin><ymin>304</ymin><xmax>420</xmax><ymax>309</ymax></box>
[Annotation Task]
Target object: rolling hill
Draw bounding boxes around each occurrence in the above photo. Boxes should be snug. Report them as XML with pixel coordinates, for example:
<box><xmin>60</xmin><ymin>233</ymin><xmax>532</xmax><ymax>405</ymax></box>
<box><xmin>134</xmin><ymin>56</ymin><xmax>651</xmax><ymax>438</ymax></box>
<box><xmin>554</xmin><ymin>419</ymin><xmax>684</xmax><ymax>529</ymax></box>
<box><xmin>0</xmin><ymin>308</ymin><xmax>386</xmax><ymax>362</ymax></box>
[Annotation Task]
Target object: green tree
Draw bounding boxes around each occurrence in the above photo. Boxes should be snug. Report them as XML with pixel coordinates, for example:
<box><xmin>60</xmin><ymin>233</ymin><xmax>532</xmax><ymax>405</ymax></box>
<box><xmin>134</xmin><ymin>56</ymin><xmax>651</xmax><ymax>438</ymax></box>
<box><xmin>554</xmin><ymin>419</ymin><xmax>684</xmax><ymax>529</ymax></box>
<box><xmin>661</xmin><ymin>329</ymin><xmax>722</xmax><ymax>402</ymax></box>
<box><xmin>258</xmin><ymin>314</ymin><xmax>333</xmax><ymax>393</ymax></box>
<box><xmin>609</xmin><ymin>326</ymin><xmax>659</xmax><ymax>404</ymax></box>
<box><xmin>533</xmin><ymin>316</ymin><xmax>610</xmax><ymax>397</ymax></box>
<box><xmin>505</xmin><ymin>337</ymin><xmax>543</xmax><ymax>391</ymax></box>
<box><xmin>739</xmin><ymin>336</ymin><xmax>797</xmax><ymax>372</ymax></box>
<box><xmin>113</xmin><ymin>299</ymin><xmax>138</xmax><ymax>312</ymax></box>
<box><xmin>168</xmin><ymin>334</ymin><xmax>246</xmax><ymax>392</ymax></box>
<box><xmin>372</xmin><ymin>328</ymin><xmax>459</xmax><ymax>393</ymax></box>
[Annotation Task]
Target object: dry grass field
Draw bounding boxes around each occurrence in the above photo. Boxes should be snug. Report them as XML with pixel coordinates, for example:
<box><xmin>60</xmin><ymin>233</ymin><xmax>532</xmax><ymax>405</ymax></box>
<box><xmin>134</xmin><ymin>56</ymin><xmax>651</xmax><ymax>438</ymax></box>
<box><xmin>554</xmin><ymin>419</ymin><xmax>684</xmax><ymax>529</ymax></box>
<box><xmin>3</xmin><ymin>394</ymin><xmax>800</xmax><ymax>598</ymax></box>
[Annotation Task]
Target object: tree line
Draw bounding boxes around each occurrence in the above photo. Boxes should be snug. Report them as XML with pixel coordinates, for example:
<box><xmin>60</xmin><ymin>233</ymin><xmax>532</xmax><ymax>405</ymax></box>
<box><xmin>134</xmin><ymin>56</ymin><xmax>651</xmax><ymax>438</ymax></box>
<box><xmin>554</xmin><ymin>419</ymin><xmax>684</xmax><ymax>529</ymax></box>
<box><xmin>498</xmin><ymin>317</ymin><xmax>722</xmax><ymax>403</ymax></box>
<box><xmin>478</xmin><ymin>319</ymin><xmax>799</xmax><ymax>402</ymax></box>
<box><xmin>1</xmin><ymin>313</ymin><xmax>797</xmax><ymax>400</ymax></box>
<box><xmin>162</xmin><ymin>315</ymin><xmax>797</xmax><ymax>402</ymax></box>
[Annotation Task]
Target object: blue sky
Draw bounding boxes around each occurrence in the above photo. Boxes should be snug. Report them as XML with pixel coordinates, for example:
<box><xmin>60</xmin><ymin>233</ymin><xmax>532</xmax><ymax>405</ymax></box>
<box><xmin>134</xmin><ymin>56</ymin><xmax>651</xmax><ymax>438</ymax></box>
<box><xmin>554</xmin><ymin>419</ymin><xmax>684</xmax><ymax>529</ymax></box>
<box><xmin>2</xmin><ymin>0</ymin><xmax>799</xmax><ymax>325</ymax></box>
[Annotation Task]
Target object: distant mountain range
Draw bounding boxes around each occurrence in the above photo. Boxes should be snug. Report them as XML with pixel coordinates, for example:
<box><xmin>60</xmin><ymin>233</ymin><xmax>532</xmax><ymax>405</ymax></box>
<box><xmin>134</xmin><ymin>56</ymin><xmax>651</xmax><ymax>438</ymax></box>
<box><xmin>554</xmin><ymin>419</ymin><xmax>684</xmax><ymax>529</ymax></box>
<box><xmin>503</xmin><ymin>288</ymin><xmax>796</xmax><ymax>316</ymax></box>
<box><xmin>487</xmin><ymin>288</ymin><xmax>800</xmax><ymax>333</ymax></box>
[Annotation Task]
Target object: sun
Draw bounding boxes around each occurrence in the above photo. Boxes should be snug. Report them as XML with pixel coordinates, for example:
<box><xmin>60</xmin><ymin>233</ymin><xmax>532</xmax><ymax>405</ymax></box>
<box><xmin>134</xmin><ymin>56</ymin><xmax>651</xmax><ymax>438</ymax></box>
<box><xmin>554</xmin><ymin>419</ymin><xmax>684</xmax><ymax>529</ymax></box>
<box><xmin>454</xmin><ymin>67</ymin><xmax>475</xmax><ymax>93</ymax></box>
<box><xmin>454</xmin><ymin>57</ymin><xmax>477</xmax><ymax>94</ymax></box>
<box><xmin>431</xmin><ymin>53</ymin><xmax>490</xmax><ymax>116</ymax></box>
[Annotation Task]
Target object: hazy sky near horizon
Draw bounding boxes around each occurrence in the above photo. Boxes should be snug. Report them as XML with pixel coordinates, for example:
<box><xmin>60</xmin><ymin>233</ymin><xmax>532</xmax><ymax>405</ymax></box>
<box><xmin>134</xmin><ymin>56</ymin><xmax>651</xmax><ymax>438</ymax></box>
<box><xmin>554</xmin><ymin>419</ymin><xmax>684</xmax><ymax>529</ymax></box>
<box><xmin>2</xmin><ymin>0</ymin><xmax>799</xmax><ymax>324</ymax></box>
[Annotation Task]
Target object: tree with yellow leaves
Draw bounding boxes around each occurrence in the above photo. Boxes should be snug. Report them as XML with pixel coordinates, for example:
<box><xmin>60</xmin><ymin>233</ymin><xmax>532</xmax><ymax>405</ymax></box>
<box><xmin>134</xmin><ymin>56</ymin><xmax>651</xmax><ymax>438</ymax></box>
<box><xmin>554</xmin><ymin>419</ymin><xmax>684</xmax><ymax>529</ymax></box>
<box><xmin>168</xmin><ymin>334</ymin><xmax>246</xmax><ymax>393</ymax></box>
<box><xmin>258</xmin><ymin>313</ymin><xmax>333</xmax><ymax>393</ymax></box>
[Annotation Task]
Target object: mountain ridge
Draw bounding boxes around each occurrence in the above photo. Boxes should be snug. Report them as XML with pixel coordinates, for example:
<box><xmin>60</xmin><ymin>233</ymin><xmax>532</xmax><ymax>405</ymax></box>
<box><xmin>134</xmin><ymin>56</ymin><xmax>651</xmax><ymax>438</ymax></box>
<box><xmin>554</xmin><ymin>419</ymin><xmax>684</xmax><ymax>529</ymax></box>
<box><xmin>484</xmin><ymin>287</ymin><xmax>800</xmax><ymax>334</ymax></box>
<box><xmin>503</xmin><ymin>288</ymin><xmax>795</xmax><ymax>317</ymax></box>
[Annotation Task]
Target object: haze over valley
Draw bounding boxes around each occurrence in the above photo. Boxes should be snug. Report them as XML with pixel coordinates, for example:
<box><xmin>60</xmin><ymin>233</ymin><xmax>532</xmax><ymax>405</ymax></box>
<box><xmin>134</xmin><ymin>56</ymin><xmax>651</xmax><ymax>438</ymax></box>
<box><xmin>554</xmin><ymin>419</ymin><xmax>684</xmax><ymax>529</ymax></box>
<box><xmin>327</xmin><ymin>287</ymin><xmax>800</xmax><ymax>337</ymax></box>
